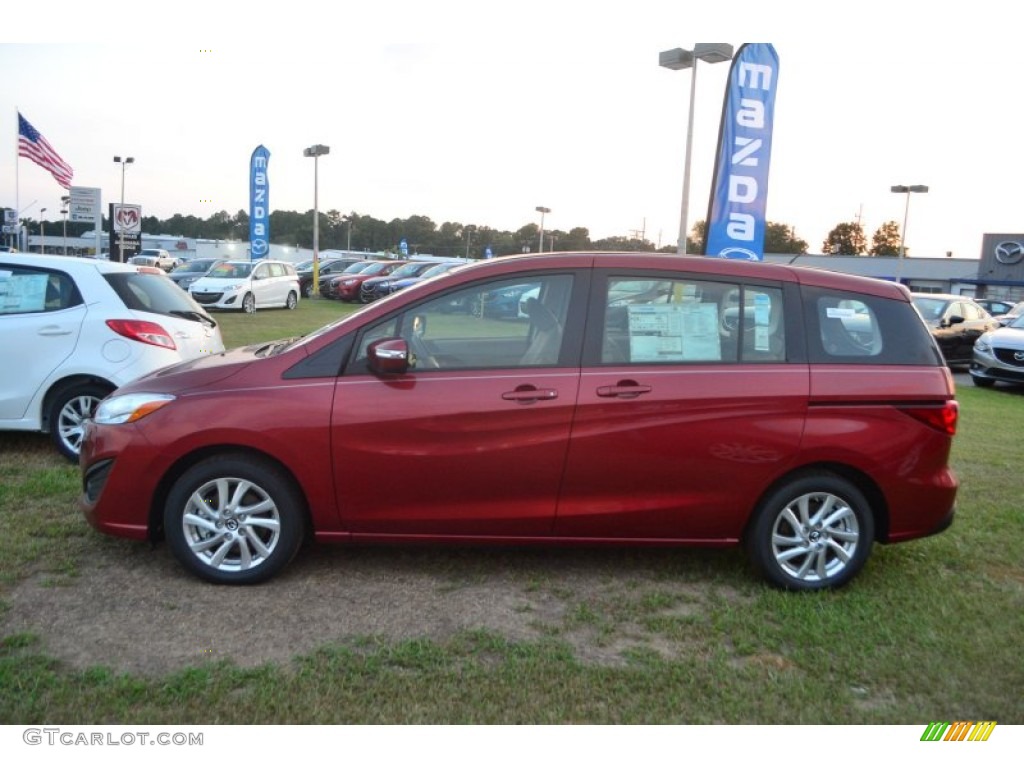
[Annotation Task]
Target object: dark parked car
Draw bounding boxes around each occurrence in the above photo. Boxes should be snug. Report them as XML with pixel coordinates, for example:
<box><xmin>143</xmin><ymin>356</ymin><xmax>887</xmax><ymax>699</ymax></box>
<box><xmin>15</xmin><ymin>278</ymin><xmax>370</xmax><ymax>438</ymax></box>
<box><xmin>324</xmin><ymin>260</ymin><xmax>406</xmax><ymax>302</ymax></box>
<box><xmin>368</xmin><ymin>261</ymin><xmax>463</xmax><ymax>301</ymax></box>
<box><xmin>359</xmin><ymin>261</ymin><xmax>443</xmax><ymax>303</ymax></box>
<box><xmin>911</xmin><ymin>293</ymin><xmax>997</xmax><ymax>367</ymax></box>
<box><xmin>81</xmin><ymin>253</ymin><xmax>959</xmax><ymax>591</ymax></box>
<box><xmin>297</xmin><ymin>258</ymin><xmax>361</xmax><ymax>298</ymax></box>
<box><xmin>168</xmin><ymin>258</ymin><xmax>225</xmax><ymax>291</ymax></box>
<box><xmin>319</xmin><ymin>260</ymin><xmax>386</xmax><ymax>299</ymax></box>
<box><xmin>970</xmin><ymin>312</ymin><xmax>1024</xmax><ymax>388</ymax></box>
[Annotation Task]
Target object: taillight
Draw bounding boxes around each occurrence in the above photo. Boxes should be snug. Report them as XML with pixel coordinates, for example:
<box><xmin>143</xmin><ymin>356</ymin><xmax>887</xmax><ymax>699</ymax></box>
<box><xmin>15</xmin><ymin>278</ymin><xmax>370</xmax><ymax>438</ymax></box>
<box><xmin>105</xmin><ymin>319</ymin><xmax>176</xmax><ymax>350</ymax></box>
<box><xmin>899</xmin><ymin>401</ymin><xmax>958</xmax><ymax>435</ymax></box>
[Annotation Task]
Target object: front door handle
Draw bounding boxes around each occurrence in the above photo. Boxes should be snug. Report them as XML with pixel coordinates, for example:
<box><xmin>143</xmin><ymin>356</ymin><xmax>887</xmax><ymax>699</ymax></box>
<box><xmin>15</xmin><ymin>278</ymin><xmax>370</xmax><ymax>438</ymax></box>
<box><xmin>502</xmin><ymin>385</ymin><xmax>558</xmax><ymax>403</ymax></box>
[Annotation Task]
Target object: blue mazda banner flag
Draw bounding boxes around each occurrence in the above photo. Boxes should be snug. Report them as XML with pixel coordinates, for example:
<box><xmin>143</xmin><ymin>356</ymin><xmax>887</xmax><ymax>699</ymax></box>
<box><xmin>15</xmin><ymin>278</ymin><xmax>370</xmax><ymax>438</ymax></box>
<box><xmin>249</xmin><ymin>146</ymin><xmax>271</xmax><ymax>260</ymax></box>
<box><xmin>704</xmin><ymin>44</ymin><xmax>779</xmax><ymax>261</ymax></box>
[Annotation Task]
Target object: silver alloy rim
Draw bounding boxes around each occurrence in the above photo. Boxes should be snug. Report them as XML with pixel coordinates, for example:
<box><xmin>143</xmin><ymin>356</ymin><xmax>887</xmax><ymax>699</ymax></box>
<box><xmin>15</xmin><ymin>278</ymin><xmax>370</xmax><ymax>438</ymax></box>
<box><xmin>244</xmin><ymin>294</ymin><xmax>255</xmax><ymax>313</ymax></box>
<box><xmin>181</xmin><ymin>477</ymin><xmax>281</xmax><ymax>572</ymax></box>
<box><xmin>770</xmin><ymin>491</ymin><xmax>860</xmax><ymax>583</ymax></box>
<box><xmin>58</xmin><ymin>394</ymin><xmax>101</xmax><ymax>455</ymax></box>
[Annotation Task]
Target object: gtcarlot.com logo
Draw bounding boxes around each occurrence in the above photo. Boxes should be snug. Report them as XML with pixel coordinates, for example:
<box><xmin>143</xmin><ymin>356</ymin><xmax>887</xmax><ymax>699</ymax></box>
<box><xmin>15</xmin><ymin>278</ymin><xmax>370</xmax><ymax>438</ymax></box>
<box><xmin>920</xmin><ymin>721</ymin><xmax>997</xmax><ymax>741</ymax></box>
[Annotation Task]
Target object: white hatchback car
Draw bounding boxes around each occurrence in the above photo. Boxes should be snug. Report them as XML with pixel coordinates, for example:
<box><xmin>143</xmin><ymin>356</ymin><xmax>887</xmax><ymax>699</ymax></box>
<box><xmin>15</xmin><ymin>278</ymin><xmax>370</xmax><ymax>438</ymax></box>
<box><xmin>0</xmin><ymin>254</ymin><xmax>225</xmax><ymax>460</ymax></box>
<box><xmin>189</xmin><ymin>259</ymin><xmax>300</xmax><ymax>313</ymax></box>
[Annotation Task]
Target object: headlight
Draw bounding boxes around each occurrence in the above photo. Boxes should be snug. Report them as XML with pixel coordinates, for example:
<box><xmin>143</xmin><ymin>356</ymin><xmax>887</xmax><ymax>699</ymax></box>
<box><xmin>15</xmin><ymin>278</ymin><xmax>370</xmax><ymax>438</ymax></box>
<box><xmin>94</xmin><ymin>393</ymin><xmax>176</xmax><ymax>424</ymax></box>
<box><xmin>974</xmin><ymin>334</ymin><xmax>992</xmax><ymax>353</ymax></box>
<box><xmin>222</xmin><ymin>283</ymin><xmax>243</xmax><ymax>291</ymax></box>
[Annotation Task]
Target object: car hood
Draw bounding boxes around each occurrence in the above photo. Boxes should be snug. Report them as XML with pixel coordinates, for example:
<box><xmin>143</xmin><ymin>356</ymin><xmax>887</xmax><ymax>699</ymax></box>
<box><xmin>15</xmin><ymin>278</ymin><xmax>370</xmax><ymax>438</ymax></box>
<box><xmin>115</xmin><ymin>342</ymin><xmax>282</xmax><ymax>395</ymax></box>
<box><xmin>191</xmin><ymin>275</ymin><xmax>250</xmax><ymax>290</ymax></box>
<box><xmin>986</xmin><ymin>326</ymin><xmax>1024</xmax><ymax>348</ymax></box>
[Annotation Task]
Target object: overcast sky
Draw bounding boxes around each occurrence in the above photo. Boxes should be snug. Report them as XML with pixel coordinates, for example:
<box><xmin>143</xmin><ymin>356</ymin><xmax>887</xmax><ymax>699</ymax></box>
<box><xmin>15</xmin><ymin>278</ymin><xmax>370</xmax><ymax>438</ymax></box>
<box><xmin>2</xmin><ymin>1</ymin><xmax>1019</xmax><ymax>259</ymax></box>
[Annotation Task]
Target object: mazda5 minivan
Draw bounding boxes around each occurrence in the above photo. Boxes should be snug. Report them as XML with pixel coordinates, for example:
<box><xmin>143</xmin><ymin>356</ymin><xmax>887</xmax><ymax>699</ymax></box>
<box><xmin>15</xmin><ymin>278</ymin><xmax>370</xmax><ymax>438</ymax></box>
<box><xmin>81</xmin><ymin>253</ymin><xmax>959</xmax><ymax>590</ymax></box>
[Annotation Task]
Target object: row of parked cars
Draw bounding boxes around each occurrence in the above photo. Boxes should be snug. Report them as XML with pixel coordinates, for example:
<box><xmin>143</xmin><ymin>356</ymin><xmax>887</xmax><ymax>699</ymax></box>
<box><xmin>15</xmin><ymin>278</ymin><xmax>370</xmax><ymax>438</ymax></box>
<box><xmin>309</xmin><ymin>257</ymin><xmax>464</xmax><ymax>302</ymax></box>
<box><xmin>908</xmin><ymin>292</ymin><xmax>1024</xmax><ymax>387</ymax></box>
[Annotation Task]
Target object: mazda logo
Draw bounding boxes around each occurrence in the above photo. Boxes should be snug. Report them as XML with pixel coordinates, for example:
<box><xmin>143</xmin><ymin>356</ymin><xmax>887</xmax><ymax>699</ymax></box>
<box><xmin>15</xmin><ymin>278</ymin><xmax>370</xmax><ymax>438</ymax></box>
<box><xmin>1015</xmin><ymin>351</ymin><xmax>1024</xmax><ymax>362</ymax></box>
<box><xmin>995</xmin><ymin>241</ymin><xmax>1024</xmax><ymax>265</ymax></box>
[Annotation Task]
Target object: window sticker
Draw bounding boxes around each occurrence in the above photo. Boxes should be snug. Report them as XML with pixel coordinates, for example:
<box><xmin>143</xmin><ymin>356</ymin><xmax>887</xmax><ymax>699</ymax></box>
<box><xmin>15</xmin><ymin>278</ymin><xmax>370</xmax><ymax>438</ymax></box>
<box><xmin>627</xmin><ymin>303</ymin><xmax>721</xmax><ymax>362</ymax></box>
<box><xmin>1</xmin><ymin>273</ymin><xmax>47</xmax><ymax>312</ymax></box>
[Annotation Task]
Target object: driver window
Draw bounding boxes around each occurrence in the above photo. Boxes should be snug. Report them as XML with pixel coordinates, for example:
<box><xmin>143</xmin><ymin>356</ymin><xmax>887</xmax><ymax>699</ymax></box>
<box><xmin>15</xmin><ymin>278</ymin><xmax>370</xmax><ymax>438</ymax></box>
<box><xmin>354</xmin><ymin>274</ymin><xmax>574</xmax><ymax>371</ymax></box>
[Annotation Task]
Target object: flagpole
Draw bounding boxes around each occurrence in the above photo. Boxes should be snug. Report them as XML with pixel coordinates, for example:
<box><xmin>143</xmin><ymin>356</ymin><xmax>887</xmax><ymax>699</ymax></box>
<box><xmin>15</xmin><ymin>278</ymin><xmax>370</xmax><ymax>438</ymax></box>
<box><xmin>15</xmin><ymin>109</ymin><xmax>20</xmax><ymax>250</ymax></box>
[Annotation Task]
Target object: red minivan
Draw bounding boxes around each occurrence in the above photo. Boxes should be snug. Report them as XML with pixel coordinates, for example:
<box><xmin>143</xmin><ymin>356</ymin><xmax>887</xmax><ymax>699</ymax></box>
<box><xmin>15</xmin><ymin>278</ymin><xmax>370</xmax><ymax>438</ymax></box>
<box><xmin>80</xmin><ymin>253</ymin><xmax>958</xmax><ymax>589</ymax></box>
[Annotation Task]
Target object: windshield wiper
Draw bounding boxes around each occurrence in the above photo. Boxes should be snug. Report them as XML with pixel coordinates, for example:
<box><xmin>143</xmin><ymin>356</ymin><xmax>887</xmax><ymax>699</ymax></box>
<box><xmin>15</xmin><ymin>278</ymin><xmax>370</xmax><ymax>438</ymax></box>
<box><xmin>169</xmin><ymin>309</ymin><xmax>217</xmax><ymax>328</ymax></box>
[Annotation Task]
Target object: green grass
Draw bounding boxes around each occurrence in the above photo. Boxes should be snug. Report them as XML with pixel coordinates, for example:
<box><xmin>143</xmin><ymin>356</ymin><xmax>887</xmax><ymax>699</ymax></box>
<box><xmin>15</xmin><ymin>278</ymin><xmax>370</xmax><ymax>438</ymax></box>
<box><xmin>1</xmin><ymin>305</ymin><xmax>1022</xmax><ymax>723</ymax></box>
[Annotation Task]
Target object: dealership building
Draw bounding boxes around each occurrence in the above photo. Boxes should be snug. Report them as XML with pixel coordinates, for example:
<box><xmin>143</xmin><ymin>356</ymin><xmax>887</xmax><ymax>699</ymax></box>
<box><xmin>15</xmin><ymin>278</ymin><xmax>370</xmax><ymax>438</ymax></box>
<box><xmin>18</xmin><ymin>231</ymin><xmax>1024</xmax><ymax>302</ymax></box>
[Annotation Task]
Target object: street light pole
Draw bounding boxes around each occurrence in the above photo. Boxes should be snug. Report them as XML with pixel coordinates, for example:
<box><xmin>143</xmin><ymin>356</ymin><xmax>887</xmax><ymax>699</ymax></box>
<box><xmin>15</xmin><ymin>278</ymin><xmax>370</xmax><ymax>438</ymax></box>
<box><xmin>535</xmin><ymin>206</ymin><xmax>550</xmax><ymax>253</ymax></box>
<box><xmin>113</xmin><ymin>156</ymin><xmax>134</xmax><ymax>262</ymax></box>
<box><xmin>61</xmin><ymin>195</ymin><xmax>69</xmax><ymax>255</ymax></box>
<box><xmin>39</xmin><ymin>208</ymin><xmax>47</xmax><ymax>253</ymax></box>
<box><xmin>890</xmin><ymin>184</ymin><xmax>929</xmax><ymax>282</ymax></box>
<box><xmin>303</xmin><ymin>145</ymin><xmax>330</xmax><ymax>294</ymax></box>
<box><xmin>659</xmin><ymin>43</ymin><xmax>734</xmax><ymax>255</ymax></box>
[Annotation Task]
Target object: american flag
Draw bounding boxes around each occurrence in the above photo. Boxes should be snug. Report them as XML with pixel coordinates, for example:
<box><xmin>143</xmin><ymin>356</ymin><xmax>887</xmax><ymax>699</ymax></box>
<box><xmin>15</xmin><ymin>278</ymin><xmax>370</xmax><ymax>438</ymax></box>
<box><xmin>18</xmin><ymin>112</ymin><xmax>74</xmax><ymax>189</ymax></box>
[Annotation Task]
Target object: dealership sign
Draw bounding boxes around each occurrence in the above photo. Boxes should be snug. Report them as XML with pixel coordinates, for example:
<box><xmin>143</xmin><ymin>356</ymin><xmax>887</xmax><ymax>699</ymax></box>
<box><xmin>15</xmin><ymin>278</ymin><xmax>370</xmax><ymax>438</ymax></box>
<box><xmin>249</xmin><ymin>146</ymin><xmax>271</xmax><ymax>260</ymax></box>
<box><xmin>69</xmin><ymin>186</ymin><xmax>101</xmax><ymax>223</ymax></box>
<box><xmin>109</xmin><ymin>203</ymin><xmax>142</xmax><ymax>262</ymax></box>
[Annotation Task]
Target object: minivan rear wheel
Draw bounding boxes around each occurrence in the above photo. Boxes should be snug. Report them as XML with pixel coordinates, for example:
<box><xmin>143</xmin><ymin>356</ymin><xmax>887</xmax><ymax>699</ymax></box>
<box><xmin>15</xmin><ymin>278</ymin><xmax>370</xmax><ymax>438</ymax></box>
<box><xmin>746</xmin><ymin>472</ymin><xmax>874</xmax><ymax>590</ymax></box>
<box><xmin>164</xmin><ymin>454</ymin><xmax>306</xmax><ymax>585</ymax></box>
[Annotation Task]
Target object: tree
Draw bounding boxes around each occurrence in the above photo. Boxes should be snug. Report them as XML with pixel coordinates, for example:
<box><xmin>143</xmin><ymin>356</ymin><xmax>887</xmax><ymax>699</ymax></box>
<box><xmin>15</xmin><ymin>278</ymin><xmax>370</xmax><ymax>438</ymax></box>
<box><xmin>822</xmin><ymin>222</ymin><xmax>867</xmax><ymax>255</ymax></box>
<box><xmin>870</xmin><ymin>220</ymin><xmax>902</xmax><ymax>256</ymax></box>
<box><xmin>764</xmin><ymin>222</ymin><xmax>808</xmax><ymax>254</ymax></box>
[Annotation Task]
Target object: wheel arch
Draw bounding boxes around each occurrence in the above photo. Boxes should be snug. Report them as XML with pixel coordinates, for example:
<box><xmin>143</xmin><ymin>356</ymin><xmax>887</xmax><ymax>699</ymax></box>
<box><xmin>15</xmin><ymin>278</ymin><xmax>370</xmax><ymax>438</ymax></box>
<box><xmin>742</xmin><ymin>462</ymin><xmax>890</xmax><ymax>545</ymax></box>
<box><xmin>41</xmin><ymin>374</ymin><xmax>117</xmax><ymax>431</ymax></box>
<box><xmin>148</xmin><ymin>444</ymin><xmax>313</xmax><ymax>543</ymax></box>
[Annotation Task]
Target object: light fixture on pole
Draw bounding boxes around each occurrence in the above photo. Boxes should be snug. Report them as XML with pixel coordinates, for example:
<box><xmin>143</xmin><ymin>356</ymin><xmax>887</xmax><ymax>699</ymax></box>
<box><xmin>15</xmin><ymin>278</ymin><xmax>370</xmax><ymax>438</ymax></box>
<box><xmin>535</xmin><ymin>206</ymin><xmax>551</xmax><ymax>253</ymax></box>
<box><xmin>890</xmin><ymin>184</ymin><xmax>929</xmax><ymax>282</ymax></box>
<box><xmin>303</xmin><ymin>144</ymin><xmax>330</xmax><ymax>294</ymax></box>
<box><xmin>61</xmin><ymin>195</ymin><xmax>70</xmax><ymax>255</ymax></box>
<box><xmin>113</xmin><ymin>155</ymin><xmax>134</xmax><ymax>262</ymax></box>
<box><xmin>39</xmin><ymin>208</ymin><xmax>47</xmax><ymax>253</ymax></box>
<box><xmin>659</xmin><ymin>43</ymin><xmax>734</xmax><ymax>255</ymax></box>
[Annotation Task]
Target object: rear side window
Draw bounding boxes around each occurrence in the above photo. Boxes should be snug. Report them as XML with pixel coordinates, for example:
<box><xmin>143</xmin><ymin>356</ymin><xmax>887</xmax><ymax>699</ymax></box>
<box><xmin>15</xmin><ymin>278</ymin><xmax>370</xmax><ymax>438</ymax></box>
<box><xmin>0</xmin><ymin>265</ymin><xmax>82</xmax><ymax>314</ymax></box>
<box><xmin>804</xmin><ymin>286</ymin><xmax>941</xmax><ymax>365</ymax></box>
<box><xmin>104</xmin><ymin>272</ymin><xmax>211</xmax><ymax>321</ymax></box>
<box><xmin>600</xmin><ymin>277</ymin><xmax>785</xmax><ymax>364</ymax></box>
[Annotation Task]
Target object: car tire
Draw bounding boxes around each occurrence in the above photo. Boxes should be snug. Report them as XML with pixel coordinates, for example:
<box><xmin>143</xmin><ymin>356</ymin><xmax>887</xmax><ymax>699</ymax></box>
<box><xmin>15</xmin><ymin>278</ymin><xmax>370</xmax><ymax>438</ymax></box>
<box><xmin>971</xmin><ymin>375</ymin><xmax>994</xmax><ymax>388</ymax></box>
<box><xmin>48</xmin><ymin>381</ymin><xmax>113</xmax><ymax>462</ymax></box>
<box><xmin>285</xmin><ymin>291</ymin><xmax>298</xmax><ymax>310</ymax></box>
<box><xmin>242</xmin><ymin>292</ymin><xmax>256</xmax><ymax>314</ymax></box>
<box><xmin>164</xmin><ymin>454</ymin><xmax>306</xmax><ymax>585</ymax></box>
<box><xmin>745</xmin><ymin>472</ymin><xmax>874</xmax><ymax>591</ymax></box>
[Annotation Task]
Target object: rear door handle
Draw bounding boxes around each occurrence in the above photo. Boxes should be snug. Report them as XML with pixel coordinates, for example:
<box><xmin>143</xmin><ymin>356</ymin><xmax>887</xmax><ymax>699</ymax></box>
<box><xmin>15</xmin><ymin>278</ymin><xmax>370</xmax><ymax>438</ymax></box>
<box><xmin>596</xmin><ymin>383</ymin><xmax>652</xmax><ymax>399</ymax></box>
<box><xmin>37</xmin><ymin>326</ymin><xmax>73</xmax><ymax>337</ymax></box>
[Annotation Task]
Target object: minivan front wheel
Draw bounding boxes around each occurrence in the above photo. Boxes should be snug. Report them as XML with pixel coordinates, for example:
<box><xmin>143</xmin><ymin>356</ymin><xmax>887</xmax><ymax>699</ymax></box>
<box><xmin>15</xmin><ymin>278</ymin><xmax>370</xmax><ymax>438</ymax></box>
<box><xmin>746</xmin><ymin>472</ymin><xmax>874</xmax><ymax>590</ymax></box>
<box><xmin>164</xmin><ymin>455</ymin><xmax>305</xmax><ymax>585</ymax></box>
<box><xmin>242</xmin><ymin>292</ymin><xmax>256</xmax><ymax>314</ymax></box>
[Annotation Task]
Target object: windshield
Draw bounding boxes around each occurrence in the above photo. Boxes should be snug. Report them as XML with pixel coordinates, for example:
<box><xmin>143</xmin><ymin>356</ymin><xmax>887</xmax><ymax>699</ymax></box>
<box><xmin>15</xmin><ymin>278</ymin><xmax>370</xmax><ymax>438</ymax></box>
<box><xmin>207</xmin><ymin>262</ymin><xmax>253</xmax><ymax>279</ymax></box>
<box><xmin>362</xmin><ymin>262</ymin><xmax>391</xmax><ymax>276</ymax></box>
<box><xmin>388</xmin><ymin>263</ymin><xmax>423</xmax><ymax>279</ymax></box>
<box><xmin>421</xmin><ymin>263</ymin><xmax>455</xmax><ymax>278</ymax></box>
<box><xmin>173</xmin><ymin>259</ymin><xmax>216</xmax><ymax>274</ymax></box>
<box><xmin>344</xmin><ymin>261</ymin><xmax>378</xmax><ymax>274</ymax></box>
<box><xmin>912</xmin><ymin>297</ymin><xmax>947</xmax><ymax>321</ymax></box>
<box><xmin>1008</xmin><ymin>313</ymin><xmax>1024</xmax><ymax>330</ymax></box>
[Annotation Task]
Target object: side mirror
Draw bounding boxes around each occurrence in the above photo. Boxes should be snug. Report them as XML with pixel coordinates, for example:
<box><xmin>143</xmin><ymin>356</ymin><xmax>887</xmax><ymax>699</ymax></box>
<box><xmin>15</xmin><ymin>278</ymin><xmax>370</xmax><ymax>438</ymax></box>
<box><xmin>368</xmin><ymin>338</ymin><xmax>410</xmax><ymax>375</ymax></box>
<box><xmin>944</xmin><ymin>314</ymin><xmax>965</xmax><ymax>327</ymax></box>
